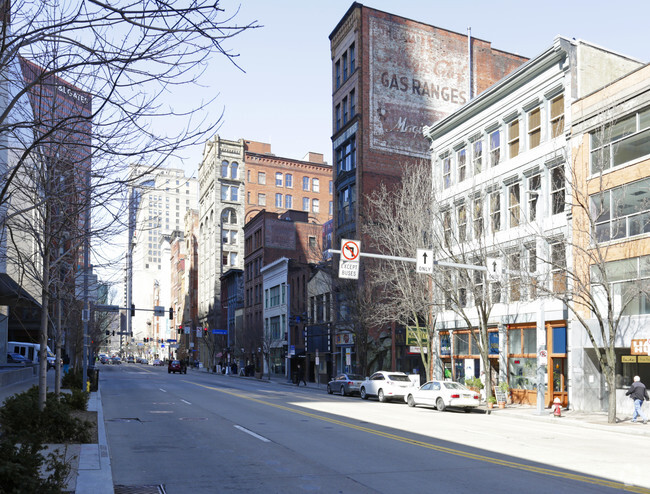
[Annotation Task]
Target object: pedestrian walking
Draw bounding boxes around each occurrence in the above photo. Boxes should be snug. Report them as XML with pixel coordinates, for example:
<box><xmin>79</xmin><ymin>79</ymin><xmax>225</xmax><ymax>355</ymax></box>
<box><xmin>297</xmin><ymin>364</ymin><xmax>306</xmax><ymax>386</ymax></box>
<box><xmin>625</xmin><ymin>375</ymin><xmax>649</xmax><ymax>424</ymax></box>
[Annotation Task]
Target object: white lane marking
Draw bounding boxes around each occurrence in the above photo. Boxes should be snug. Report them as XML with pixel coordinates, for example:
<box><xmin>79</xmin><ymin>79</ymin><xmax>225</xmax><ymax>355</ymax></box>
<box><xmin>159</xmin><ymin>388</ymin><xmax>167</xmax><ymax>393</ymax></box>
<box><xmin>181</xmin><ymin>399</ymin><xmax>191</xmax><ymax>405</ymax></box>
<box><xmin>234</xmin><ymin>425</ymin><xmax>270</xmax><ymax>442</ymax></box>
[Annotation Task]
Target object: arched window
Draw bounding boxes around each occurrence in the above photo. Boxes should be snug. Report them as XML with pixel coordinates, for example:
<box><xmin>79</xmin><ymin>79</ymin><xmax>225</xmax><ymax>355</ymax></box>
<box><xmin>230</xmin><ymin>161</ymin><xmax>238</xmax><ymax>179</ymax></box>
<box><xmin>221</xmin><ymin>160</ymin><xmax>229</xmax><ymax>177</ymax></box>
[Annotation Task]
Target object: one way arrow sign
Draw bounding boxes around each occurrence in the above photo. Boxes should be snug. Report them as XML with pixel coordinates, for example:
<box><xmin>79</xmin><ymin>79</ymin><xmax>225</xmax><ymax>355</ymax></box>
<box><xmin>416</xmin><ymin>249</ymin><xmax>434</xmax><ymax>274</ymax></box>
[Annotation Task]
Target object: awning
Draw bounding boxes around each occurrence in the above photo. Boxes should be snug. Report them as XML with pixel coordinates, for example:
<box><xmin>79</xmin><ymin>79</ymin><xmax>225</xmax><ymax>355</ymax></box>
<box><xmin>0</xmin><ymin>273</ymin><xmax>41</xmax><ymax>308</ymax></box>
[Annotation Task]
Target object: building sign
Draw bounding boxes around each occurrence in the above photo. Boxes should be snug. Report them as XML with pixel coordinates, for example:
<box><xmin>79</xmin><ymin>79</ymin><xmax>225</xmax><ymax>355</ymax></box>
<box><xmin>631</xmin><ymin>338</ymin><xmax>650</xmax><ymax>355</ymax></box>
<box><xmin>406</xmin><ymin>326</ymin><xmax>428</xmax><ymax>346</ymax></box>
<box><xmin>335</xmin><ymin>332</ymin><xmax>355</xmax><ymax>346</ymax></box>
<box><xmin>622</xmin><ymin>355</ymin><xmax>637</xmax><ymax>363</ymax></box>
<box><xmin>369</xmin><ymin>16</ymin><xmax>469</xmax><ymax>158</ymax></box>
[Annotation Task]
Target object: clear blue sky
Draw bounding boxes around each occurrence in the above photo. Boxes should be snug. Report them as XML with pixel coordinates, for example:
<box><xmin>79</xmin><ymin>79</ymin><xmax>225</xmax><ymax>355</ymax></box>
<box><xmin>170</xmin><ymin>0</ymin><xmax>650</xmax><ymax>174</ymax></box>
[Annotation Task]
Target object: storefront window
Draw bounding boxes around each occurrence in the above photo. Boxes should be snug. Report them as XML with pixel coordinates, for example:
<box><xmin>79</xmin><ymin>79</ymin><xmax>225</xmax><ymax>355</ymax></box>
<box><xmin>440</xmin><ymin>334</ymin><xmax>451</xmax><ymax>355</ymax></box>
<box><xmin>455</xmin><ymin>332</ymin><xmax>470</xmax><ymax>355</ymax></box>
<box><xmin>508</xmin><ymin>329</ymin><xmax>521</xmax><ymax>354</ymax></box>
<box><xmin>523</xmin><ymin>328</ymin><xmax>536</xmax><ymax>354</ymax></box>
<box><xmin>508</xmin><ymin>357</ymin><xmax>538</xmax><ymax>390</ymax></box>
<box><xmin>489</xmin><ymin>332</ymin><xmax>499</xmax><ymax>355</ymax></box>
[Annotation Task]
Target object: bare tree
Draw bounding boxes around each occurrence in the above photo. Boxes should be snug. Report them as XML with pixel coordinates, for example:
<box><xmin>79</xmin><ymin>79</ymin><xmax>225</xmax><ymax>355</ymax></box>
<box><xmin>0</xmin><ymin>0</ymin><xmax>259</xmax><ymax>409</ymax></box>
<box><xmin>362</xmin><ymin>161</ymin><xmax>442</xmax><ymax>381</ymax></box>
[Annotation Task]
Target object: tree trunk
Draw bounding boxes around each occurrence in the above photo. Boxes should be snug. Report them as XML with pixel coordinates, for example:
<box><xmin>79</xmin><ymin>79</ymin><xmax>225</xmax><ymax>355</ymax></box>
<box><xmin>38</xmin><ymin>252</ymin><xmax>50</xmax><ymax>411</ymax></box>
<box><xmin>604</xmin><ymin>362</ymin><xmax>617</xmax><ymax>424</ymax></box>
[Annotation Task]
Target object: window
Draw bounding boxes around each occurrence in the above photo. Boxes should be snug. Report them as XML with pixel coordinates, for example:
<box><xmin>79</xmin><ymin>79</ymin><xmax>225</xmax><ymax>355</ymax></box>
<box><xmin>221</xmin><ymin>160</ymin><xmax>229</xmax><ymax>177</ymax></box>
<box><xmin>335</xmin><ymin>60</ymin><xmax>340</xmax><ymax>89</ymax></box>
<box><xmin>312</xmin><ymin>199</ymin><xmax>319</xmax><ymax>214</ymax></box>
<box><xmin>550</xmin><ymin>242</ymin><xmax>566</xmax><ymax>293</ymax></box>
<box><xmin>342</xmin><ymin>52</ymin><xmax>348</xmax><ymax>81</ymax></box>
<box><xmin>591</xmin><ymin>177</ymin><xmax>650</xmax><ymax>242</ymax></box>
<box><xmin>335</xmin><ymin>104</ymin><xmax>341</xmax><ymax>131</ymax></box>
<box><xmin>508</xmin><ymin>183</ymin><xmax>520</xmax><ymax>228</ymax></box>
<box><xmin>329</xmin><ymin>201</ymin><xmax>333</xmax><ymax>215</ymax></box>
<box><xmin>258</xmin><ymin>193</ymin><xmax>266</xmax><ymax>206</ymax></box>
<box><xmin>302</xmin><ymin>197</ymin><xmax>309</xmax><ymax>211</ymax></box>
<box><xmin>230</xmin><ymin>162</ymin><xmax>238</xmax><ymax>179</ymax></box>
<box><xmin>342</xmin><ymin>96</ymin><xmax>348</xmax><ymax>124</ymax></box>
<box><xmin>473</xmin><ymin>197</ymin><xmax>483</xmax><ymax>237</ymax></box>
<box><xmin>309</xmin><ymin>236</ymin><xmax>317</xmax><ymax>249</ymax></box>
<box><xmin>329</xmin><ymin>180</ymin><xmax>333</xmax><ymax>194</ymax></box>
<box><xmin>591</xmin><ymin>256</ymin><xmax>650</xmax><ymax>316</ymax></box>
<box><xmin>457</xmin><ymin>148</ymin><xmax>467</xmax><ymax>182</ymax></box>
<box><xmin>472</xmin><ymin>140</ymin><xmax>482</xmax><ymax>175</ymax></box>
<box><xmin>349</xmin><ymin>43</ymin><xmax>355</xmax><ymax>73</ymax></box>
<box><xmin>247</xmin><ymin>169</ymin><xmax>251</xmax><ymax>182</ymax></box>
<box><xmin>336</xmin><ymin>135</ymin><xmax>356</xmax><ymax>174</ymax></box>
<box><xmin>285</xmin><ymin>174</ymin><xmax>293</xmax><ymax>188</ymax></box>
<box><xmin>527</xmin><ymin>244</ymin><xmax>537</xmax><ymax>300</ymax></box>
<box><xmin>275</xmin><ymin>172</ymin><xmax>283</xmax><ymax>187</ymax></box>
<box><xmin>551</xmin><ymin>166</ymin><xmax>565</xmax><ymax>215</ymax></box>
<box><xmin>443</xmin><ymin>210</ymin><xmax>452</xmax><ymax>246</ymax></box>
<box><xmin>508</xmin><ymin>251</ymin><xmax>521</xmax><ymax>302</ymax></box>
<box><xmin>528</xmin><ymin>174</ymin><xmax>541</xmax><ymax>222</ymax></box>
<box><xmin>490</xmin><ymin>191</ymin><xmax>501</xmax><ymax>232</ymax></box>
<box><xmin>508</xmin><ymin>119</ymin><xmax>520</xmax><ymax>158</ymax></box>
<box><xmin>337</xmin><ymin>185</ymin><xmax>355</xmax><ymax>225</ymax></box>
<box><xmin>221</xmin><ymin>185</ymin><xmax>237</xmax><ymax>201</ymax></box>
<box><xmin>550</xmin><ymin>94</ymin><xmax>564</xmax><ymax>138</ymax></box>
<box><xmin>528</xmin><ymin>107</ymin><xmax>541</xmax><ymax>149</ymax></box>
<box><xmin>489</xmin><ymin>130</ymin><xmax>501</xmax><ymax>167</ymax></box>
<box><xmin>275</xmin><ymin>193</ymin><xmax>282</xmax><ymax>208</ymax></box>
<box><xmin>285</xmin><ymin>195</ymin><xmax>292</xmax><ymax>209</ymax></box>
<box><xmin>258</xmin><ymin>172</ymin><xmax>266</xmax><ymax>185</ymax></box>
<box><xmin>312</xmin><ymin>178</ymin><xmax>320</xmax><ymax>193</ymax></box>
<box><xmin>302</xmin><ymin>176</ymin><xmax>310</xmax><ymax>191</ymax></box>
<box><xmin>590</xmin><ymin>108</ymin><xmax>650</xmax><ymax>173</ymax></box>
<box><xmin>442</xmin><ymin>156</ymin><xmax>452</xmax><ymax>188</ymax></box>
<box><xmin>350</xmin><ymin>89</ymin><xmax>356</xmax><ymax>117</ymax></box>
<box><xmin>457</xmin><ymin>204</ymin><xmax>467</xmax><ymax>242</ymax></box>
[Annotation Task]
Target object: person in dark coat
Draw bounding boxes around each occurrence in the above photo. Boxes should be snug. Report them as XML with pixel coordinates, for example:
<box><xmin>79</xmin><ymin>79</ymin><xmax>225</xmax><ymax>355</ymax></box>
<box><xmin>626</xmin><ymin>375</ymin><xmax>649</xmax><ymax>424</ymax></box>
<box><xmin>296</xmin><ymin>364</ymin><xmax>306</xmax><ymax>386</ymax></box>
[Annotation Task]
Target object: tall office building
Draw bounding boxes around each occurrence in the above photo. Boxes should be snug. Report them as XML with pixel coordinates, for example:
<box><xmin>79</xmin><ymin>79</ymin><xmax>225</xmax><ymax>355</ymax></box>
<box><xmin>128</xmin><ymin>165</ymin><xmax>199</xmax><ymax>349</ymax></box>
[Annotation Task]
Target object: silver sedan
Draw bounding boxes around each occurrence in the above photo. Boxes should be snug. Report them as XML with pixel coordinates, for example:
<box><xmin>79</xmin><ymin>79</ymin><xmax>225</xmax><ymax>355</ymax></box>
<box><xmin>405</xmin><ymin>380</ymin><xmax>480</xmax><ymax>412</ymax></box>
<box><xmin>327</xmin><ymin>373</ymin><xmax>365</xmax><ymax>396</ymax></box>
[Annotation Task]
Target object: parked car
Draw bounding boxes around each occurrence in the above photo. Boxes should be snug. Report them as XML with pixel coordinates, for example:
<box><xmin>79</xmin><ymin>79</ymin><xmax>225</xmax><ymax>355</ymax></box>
<box><xmin>359</xmin><ymin>371</ymin><xmax>414</xmax><ymax>402</ymax></box>
<box><xmin>110</xmin><ymin>356</ymin><xmax>122</xmax><ymax>365</ymax></box>
<box><xmin>7</xmin><ymin>352</ymin><xmax>32</xmax><ymax>365</ymax></box>
<box><xmin>405</xmin><ymin>380</ymin><xmax>480</xmax><ymax>412</ymax></box>
<box><xmin>152</xmin><ymin>359</ymin><xmax>164</xmax><ymax>366</ymax></box>
<box><xmin>168</xmin><ymin>360</ymin><xmax>187</xmax><ymax>374</ymax></box>
<box><xmin>327</xmin><ymin>373</ymin><xmax>364</xmax><ymax>396</ymax></box>
<box><xmin>126</xmin><ymin>356</ymin><xmax>135</xmax><ymax>363</ymax></box>
<box><xmin>99</xmin><ymin>355</ymin><xmax>110</xmax><ymax>364</ymax></box>
<box><xmin>137</xmin><ymin>357</ymin><xmax>149</xmax><ymax>364</ymax></box>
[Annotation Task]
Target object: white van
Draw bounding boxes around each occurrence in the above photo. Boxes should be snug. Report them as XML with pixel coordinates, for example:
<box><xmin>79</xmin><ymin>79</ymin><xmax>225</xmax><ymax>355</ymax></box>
<box><xmin>7</xmin><ymin>341</ymin><xmax>56</xmax><ymax>369</ymax></box>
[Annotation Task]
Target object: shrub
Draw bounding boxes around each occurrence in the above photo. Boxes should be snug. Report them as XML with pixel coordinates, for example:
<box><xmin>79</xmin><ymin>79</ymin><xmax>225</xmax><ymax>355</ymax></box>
<box><xmin>61</xmin><ymin>369</ymin><xmax>83</xmax><ymax>390</ymax></box>
<box><xmin>0</xmin><ymin>437</ymin><xmax>70</xmax><ymax>494</ymax></box>
<box><xmin>60</xmin><ymin>388</ymin><xmax>89</xmax><ymax>411</ymax></box>
<box><xmin>0</xmin><ymin>386</ymin><xmax>91</xmax><ymax>444</ymax></box>
<box><xmin>464</xmin><ymin>376</ymin><xmax>484</xmax><ymax>390</ymax></box>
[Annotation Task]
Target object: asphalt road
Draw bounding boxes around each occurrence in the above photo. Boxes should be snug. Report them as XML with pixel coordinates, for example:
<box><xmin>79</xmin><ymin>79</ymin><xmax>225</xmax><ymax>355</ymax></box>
<box><xmin>100</xmin><ymin>364</ymin><xmax>650</xmax><ymax>494</ymax></box>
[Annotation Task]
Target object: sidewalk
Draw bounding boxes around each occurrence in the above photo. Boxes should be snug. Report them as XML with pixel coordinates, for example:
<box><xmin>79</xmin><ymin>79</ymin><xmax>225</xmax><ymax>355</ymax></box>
<box><xmin>0</xmin><ymin>368</ymin><xmax>112</xmax><ymax>494</ymax></box>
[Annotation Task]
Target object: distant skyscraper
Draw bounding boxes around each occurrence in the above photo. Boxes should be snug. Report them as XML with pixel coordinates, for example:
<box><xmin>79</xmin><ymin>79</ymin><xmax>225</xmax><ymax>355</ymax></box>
<box><xmin>128</xmin><ymin>165</ymin><xmax>198</xmax><ymax>347</ymax></box>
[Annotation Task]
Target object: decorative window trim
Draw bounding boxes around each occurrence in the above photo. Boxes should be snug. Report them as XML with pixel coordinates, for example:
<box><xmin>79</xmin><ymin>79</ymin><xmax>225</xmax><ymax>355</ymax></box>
<box><xmin>453</xmin><ymin>141</ymin><xmax>467</xmax><ymax>151</ymax></box>
<box><xmin>544</xmin><ymin>84</ymin><xmax>564</xmax><ymax>100</ymax></box>
<box><xmin>503</xmin><ymin>175</ymin><xmax>519</xmax><ymax>187</ymax></box>
<box><xmin>523</xmin><ymin>98</ymin><xmax>541</xmax><ymax>112</ymax></box>
<box><xmin>484</xmin><ymin>121</ymin><xmax>500</xmax><ymax>133</ymax></box>
<box><xmin>468</xmin><ymin>132</ymin><xmax>482</xmax><ymax>143</ymax></box>
<box><xmin>544</xmin><ymin>156</ymin><xmax>564</xmax><ymax>169</ymax></box>
<box><xmin>503</xmin><ymin>111</ymin><xmax>519</xmax><ymax>124</ymax></box>
<box><xmin>523</xmin><ymin>165</ymin><xmax>541</xmax><ymax>178</ymax></box>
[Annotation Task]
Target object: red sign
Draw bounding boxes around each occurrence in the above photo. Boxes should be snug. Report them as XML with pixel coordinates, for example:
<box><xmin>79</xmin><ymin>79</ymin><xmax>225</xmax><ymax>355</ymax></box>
<box><xmin>341</xmin><ymin>240</ymin><xmax>360</xmax><ymax>261</ymax></box>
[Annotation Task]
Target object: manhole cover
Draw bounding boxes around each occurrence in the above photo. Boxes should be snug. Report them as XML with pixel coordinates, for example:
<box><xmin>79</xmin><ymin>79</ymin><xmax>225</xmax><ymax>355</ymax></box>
<box><xmin>114</xmin><ymin>485</ymin><xmax>166</xmax><ymax>494</ymax></box>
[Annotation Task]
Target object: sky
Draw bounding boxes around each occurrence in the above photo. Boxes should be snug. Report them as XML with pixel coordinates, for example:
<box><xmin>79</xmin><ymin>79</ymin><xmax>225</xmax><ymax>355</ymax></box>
<box><xmin>169</xmin><ymin>0</ymin><xmax>650</xmax><ymax>175</ymax></box>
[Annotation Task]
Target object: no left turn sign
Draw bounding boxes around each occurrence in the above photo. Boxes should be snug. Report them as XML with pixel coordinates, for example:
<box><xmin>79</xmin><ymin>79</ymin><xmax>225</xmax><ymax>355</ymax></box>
<box><xmin>341</xmin><ymin>239</ymin><xmax>361</xmax><ymax>261</ymax></box>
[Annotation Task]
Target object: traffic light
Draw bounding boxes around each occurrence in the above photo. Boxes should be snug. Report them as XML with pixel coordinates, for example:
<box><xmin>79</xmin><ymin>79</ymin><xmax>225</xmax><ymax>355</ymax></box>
<box><xmin>112</xmin><ymin>330</ymin><xmax>115</xmax><ymax>336</ymax></box>
<box><xmin>131</xmin><ymin>304</ymin><xmax>135</xmax><ymax>317</ymax></box>
<box><xmin>169</xmin><ymin>307</ymin><xmax>174</xmax><ymax>320</ymax></box>
<box><xmin>105</xmin><ymin>330</ymin><xmax>110</xmax><ymax>336</ymax></box>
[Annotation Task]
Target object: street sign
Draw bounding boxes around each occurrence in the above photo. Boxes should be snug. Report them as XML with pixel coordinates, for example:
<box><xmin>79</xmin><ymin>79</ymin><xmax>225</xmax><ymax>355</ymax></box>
<box><xmin>339</xmin><ymin>260</ymin><xmax>359</xmax><ymax>279</ymax></box>
<box><xmin>95</xmin><ymin>304</ymin><xmax>120</xmax><ymax>312</ymax></box>
<box><xmin>340</xmin><ymin>239</ymin><xmax>361</xmax><ymax>261</ymax></box>
<box><xmin>486</xmin><ymin>258</ymin><xmax>503</xmax><ymax>280</ymax></box>
<box><xmin>416</xmin><ymin>249</ymin><xmax>434</xmax><ymax>274</ymax></box>
<box><xmin>212</xmin><ymin>329</ymin><xmax>228</xmax><ymax>335</ymax></box>
<box><xmin>153</xmin><ymin>305</ymin><xmax>165</xmax><ymax>317</ymax></box>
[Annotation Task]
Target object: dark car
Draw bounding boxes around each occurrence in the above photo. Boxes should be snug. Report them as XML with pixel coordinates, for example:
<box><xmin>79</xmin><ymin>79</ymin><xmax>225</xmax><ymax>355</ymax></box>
<box><xmin>168</xmin><ymin>360</ymin><xmax>187</xmax><ymax>374</ymax></box>
<box><xmin>7</xmin><ymin>352</ymin><xmax>32</xmax><ymax>365</ymax></box>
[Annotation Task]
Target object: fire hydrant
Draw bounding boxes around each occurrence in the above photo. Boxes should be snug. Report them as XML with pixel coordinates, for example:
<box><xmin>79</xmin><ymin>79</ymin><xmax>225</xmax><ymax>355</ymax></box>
<box><xmin>552</xmin><ymin>397</ymin><xmax>562</xmax><ymax>417</ymax></box>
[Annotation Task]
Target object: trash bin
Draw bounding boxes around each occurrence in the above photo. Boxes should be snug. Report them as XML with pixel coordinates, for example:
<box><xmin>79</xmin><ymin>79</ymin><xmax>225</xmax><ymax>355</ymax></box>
<box><xmin>87</xmin><ymin>365</ymin><xmax>99</xmax><ymax>392</ymax></box>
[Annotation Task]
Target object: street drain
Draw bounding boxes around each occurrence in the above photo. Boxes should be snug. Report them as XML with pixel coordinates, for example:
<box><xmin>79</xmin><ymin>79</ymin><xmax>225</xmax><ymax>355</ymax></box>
<box><xmin>107</xmin><ymin>418</ymin><xmax>142</xmax><ymax>423</ymax></box>
<box><xmin>114</xmin><ymin>485</ymin><xmax>166</xmax><ymax>494</ymax></box>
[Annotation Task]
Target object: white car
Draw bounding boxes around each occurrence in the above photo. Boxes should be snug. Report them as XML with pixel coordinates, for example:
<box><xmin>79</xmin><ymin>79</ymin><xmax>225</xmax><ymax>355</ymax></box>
<box><xmin>405</xmin><ymin>380</ymin><xmax>480</xmax><ymax>412</ymax></box>
<box><xmin>359</xmin><ymin>371</ymin><xmax>414</xmax><ymax>402</ymax></box>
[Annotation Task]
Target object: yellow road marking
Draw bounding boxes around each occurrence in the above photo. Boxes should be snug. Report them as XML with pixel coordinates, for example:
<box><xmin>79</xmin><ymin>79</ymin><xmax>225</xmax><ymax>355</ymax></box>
<box><xmin>186</xmin><ymin>380</ymin><xmax>650</xmax><ymax>493</ymax></box>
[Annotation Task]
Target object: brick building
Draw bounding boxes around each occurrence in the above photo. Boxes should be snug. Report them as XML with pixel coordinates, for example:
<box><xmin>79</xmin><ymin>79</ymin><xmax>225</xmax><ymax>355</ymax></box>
<box><xmin>329</xmin><ymin>2</ymin><xmax>528</xmax><ymax>374</ymax></box>
<box><xmin>198</xmin><ymin>136</ymin><xmax>332</xmax><ymax>346</ymax></box>
<box><xmin>243</xmin><ymin>210</ymin><xmax>323</xmax><ymax>378</ymax></box>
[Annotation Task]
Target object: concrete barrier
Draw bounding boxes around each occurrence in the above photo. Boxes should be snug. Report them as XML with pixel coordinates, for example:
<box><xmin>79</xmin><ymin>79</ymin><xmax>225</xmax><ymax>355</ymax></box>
<box><xmin>0</xmin><ymin>366</ymin><xmax>37</xmax><ymax>387</ymax></box>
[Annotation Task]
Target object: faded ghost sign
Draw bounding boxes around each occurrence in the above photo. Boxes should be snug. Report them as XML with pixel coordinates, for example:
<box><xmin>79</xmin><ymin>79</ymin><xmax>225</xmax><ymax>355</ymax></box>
<box><xmin>369</xmin><ymin>16</ymin><xmax>469</xmax><ymax>158</ymax></box>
